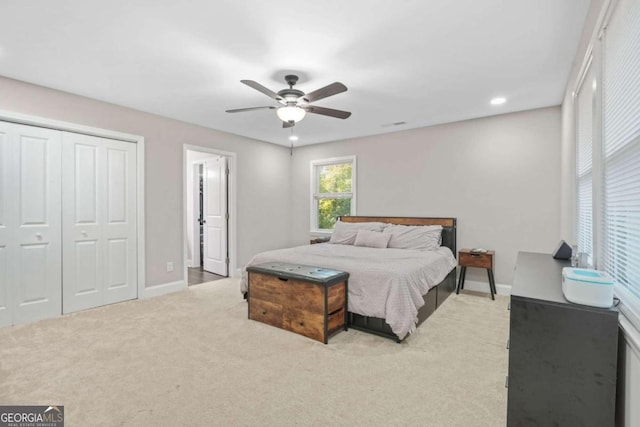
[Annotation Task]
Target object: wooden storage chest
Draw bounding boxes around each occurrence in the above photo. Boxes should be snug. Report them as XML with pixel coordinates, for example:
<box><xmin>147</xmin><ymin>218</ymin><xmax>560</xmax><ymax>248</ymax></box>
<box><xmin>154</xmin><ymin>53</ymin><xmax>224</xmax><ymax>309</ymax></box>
<box><xmin>247</xmin><ymin>262</ymin><xmax>349</xmax><ymax>344</ymax></box>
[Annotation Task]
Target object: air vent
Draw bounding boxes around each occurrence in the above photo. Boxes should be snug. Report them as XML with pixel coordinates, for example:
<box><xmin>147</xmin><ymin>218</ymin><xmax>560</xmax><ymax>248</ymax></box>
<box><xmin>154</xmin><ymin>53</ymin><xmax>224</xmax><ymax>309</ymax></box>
<box><xmin>381</xmin><ymin>121</ymin><xmax>407</xmax><ymax>128</ymax></box>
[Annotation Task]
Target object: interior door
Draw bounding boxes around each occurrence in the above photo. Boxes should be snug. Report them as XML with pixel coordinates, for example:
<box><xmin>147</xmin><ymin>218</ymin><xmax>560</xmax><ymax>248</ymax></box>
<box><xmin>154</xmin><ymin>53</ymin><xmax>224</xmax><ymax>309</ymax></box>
<box><xmin>62</xmin><ymin>132</ymin><xmax>137</xmax><ymax>313</ymax></box>
<box><xmin>103</xmin><ymin>138</ymin><xmax>137</xmax><ymax>305</ymax></box>
<box><xmin>0</xmin><ymin>121</ymin><xmax>62</xmax><ymax>325</ymax></box>
<box><xmin>203</xmin><ymin>157</ymin><xmax>228</xmax><ymax>276</ymax></box>
<box><xmin>0</xmin><ymin>126</ymin><xmax>10</xmax><ymax>326</ymax></box>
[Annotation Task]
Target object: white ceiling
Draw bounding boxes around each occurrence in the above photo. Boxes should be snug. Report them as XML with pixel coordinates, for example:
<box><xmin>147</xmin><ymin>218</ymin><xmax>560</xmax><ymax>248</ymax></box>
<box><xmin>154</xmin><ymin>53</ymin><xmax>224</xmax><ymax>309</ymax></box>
<box><xmin>0</xmin><ymin>0</ymin><xmax>591</xmax><ymax>147</ymax></box>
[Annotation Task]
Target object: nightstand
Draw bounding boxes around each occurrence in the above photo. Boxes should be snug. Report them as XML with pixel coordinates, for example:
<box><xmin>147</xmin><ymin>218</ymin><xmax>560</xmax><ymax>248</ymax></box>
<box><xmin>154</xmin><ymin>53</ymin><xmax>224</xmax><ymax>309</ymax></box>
<box><xmin>310</xmin><ymin>237</ymin><xmax>330</xmax><ymax>244</ymax></box>
<box><xmin>456</xmin><ymin>249</ymin><xmax>496</xmax><ymax>300</ymax></box>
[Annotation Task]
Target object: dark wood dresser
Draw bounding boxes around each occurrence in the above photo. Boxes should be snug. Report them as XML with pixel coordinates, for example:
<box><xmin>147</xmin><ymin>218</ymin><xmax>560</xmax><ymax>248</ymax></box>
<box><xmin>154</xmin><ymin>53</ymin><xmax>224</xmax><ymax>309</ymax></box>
<box><xmin>507</xmin><ymin>252</ymin><xmax>618</xmax><ymax>426</ymax></box>
<box><xmin>247</xmin><ymin>262</ymin><xmax>349</xmax><ymax>344</ymax></box>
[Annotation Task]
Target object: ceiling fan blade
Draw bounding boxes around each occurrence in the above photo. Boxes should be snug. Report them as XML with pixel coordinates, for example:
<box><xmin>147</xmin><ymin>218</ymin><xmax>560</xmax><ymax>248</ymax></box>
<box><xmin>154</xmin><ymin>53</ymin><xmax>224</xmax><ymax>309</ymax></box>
<box><xmin>226</xmin><ymin>106</ymin><xmax>276</xmax><ymax>113</ymax></box>
<box><xmin>282</xmin><ymin>121</ymin><xmax>295</xmax><ymax>128</ymax></box>
<box><xmin>241</xmin><ymin>80</ymin><xmax>284</xmax><ymax>102</ymax></box>
<box><xmin>300</xmin><ymin>82</ymin><xmax>347</xmax><ymax>103</ymax></box>
<box><xmin>303</xmin><ymin>105</ymin><xmax>351</xmax><ymax>119</ymax></box>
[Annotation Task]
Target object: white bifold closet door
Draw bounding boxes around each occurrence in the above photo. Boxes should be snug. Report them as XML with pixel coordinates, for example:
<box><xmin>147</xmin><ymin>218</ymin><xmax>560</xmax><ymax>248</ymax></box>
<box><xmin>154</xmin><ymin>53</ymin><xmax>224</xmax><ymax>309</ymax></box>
<box><xmin>62</xmin><ymin>132</ymin><xmax>137</xmax><ymax>314</ymax></box>
<box><xmin>0</xmin><ymin>122</ymin><xmax>62</xmax><ymax>327</ymax></box>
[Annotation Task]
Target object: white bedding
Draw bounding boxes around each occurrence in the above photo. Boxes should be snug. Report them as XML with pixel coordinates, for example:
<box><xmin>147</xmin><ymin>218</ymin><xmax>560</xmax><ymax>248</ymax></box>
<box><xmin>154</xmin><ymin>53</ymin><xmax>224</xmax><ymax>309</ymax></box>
<box><xmin>241</xmin><ymin>244</ymin><xmax>457</xmax><ymax>339</ymax></box>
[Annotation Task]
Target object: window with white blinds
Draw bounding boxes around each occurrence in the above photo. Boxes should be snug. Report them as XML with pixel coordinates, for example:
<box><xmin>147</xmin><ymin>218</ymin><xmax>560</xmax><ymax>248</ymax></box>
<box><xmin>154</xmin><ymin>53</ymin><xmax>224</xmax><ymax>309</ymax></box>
<box><xmin>575</xmin><ymin>65</ymin><xmax>594</xmax><ymax>262</ymax></box>
<box><xmin>601</xmin><ymin>0</ymin><xmax>640</xmax><ymax>303</ymax></box>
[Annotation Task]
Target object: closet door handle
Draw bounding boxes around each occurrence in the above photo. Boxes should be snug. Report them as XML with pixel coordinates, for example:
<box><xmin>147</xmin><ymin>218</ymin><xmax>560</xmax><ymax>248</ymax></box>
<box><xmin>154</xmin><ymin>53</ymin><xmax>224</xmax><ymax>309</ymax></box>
<box><xmin>35</xmin><ymin>233</ymin><xmax>42</xmax><ymax>240</ymax></box>
<box><xmin>81</xmin><ymin>230</ymin><xmax>88</xmax><ymax>237</ymax></box>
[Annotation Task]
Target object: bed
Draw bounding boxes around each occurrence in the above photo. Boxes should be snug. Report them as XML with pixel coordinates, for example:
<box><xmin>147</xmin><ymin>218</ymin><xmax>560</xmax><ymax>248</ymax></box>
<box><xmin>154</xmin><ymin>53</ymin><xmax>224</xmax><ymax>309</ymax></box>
<box><xmin>241</xmin><ymin>216</ymin><xmax>457</xmax><ymax>342</ymax></box>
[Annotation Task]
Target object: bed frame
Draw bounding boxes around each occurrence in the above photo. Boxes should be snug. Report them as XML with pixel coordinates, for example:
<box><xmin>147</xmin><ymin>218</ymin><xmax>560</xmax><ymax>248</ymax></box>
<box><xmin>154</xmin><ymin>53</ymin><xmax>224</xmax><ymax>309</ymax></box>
<box><xmin>338</xmin><ymin>216</ymin><xmax>457</xmax><ymax>343</ymax></box>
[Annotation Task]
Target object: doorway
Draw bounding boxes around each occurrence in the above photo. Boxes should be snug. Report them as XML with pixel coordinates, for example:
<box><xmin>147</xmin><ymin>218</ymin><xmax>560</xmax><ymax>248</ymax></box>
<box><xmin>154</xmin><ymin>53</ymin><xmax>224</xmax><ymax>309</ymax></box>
<box><xmin>184</xmin><ymin>146</ymin><xmax>236</xmax><ymax>286</ymax></box>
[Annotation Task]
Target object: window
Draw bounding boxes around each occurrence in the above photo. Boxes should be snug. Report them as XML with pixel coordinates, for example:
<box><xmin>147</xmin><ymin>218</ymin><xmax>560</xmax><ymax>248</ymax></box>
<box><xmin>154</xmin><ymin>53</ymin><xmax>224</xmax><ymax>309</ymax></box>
<box><xmin>310</xmin><ymin>156</ymin><xmax>356</xmax><ymax>232</ymax></box>
<box><xmin>600</xmin><ymin>0</ymin><xmax>640</xmax><ymax>310</ymax></box>
<box><xmin>575</xmin><ymin>0</ymin><xmax>640</xmax><ymax>325</ymax></box>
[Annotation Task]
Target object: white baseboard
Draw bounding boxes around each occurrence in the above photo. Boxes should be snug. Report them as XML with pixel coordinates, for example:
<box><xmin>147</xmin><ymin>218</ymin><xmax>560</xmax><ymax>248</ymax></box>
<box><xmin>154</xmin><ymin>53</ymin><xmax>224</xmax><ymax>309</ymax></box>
<box><xmin>141</xmin><ymin>280</ymin><xmax>187</xmax><ymax>299</ymax></box>
<box><xmin>458</xmin><ymin>279</ymin><xmax>511</xmax><ymax>296</ymax></box>
<box><xmin>186</xmin><ymin>259</ymin><xmax>194</xmax><ymax>268</ymax></box>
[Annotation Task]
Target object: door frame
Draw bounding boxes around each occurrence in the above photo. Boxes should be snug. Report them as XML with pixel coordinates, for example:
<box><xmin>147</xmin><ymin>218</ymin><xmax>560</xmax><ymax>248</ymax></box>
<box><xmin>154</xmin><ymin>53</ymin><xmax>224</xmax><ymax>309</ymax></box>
<box><xmin>183</xmin><ymin>145</ymin><xmax>237</xmax><ymax>281</ymax></box>
<box><xmin>0</xmin><ymin>109</ymin><xmax>146</xmax><ymax>298</ymax></box>
<box><xmin>190</xmin><ymin>162</ymin><xmax>203</xmax><ymax>269</ymax></box>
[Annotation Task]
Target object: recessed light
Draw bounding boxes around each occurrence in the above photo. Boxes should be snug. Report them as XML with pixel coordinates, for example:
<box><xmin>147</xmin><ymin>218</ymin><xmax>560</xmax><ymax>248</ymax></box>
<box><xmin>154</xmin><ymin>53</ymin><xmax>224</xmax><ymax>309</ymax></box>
<box><xmin>490</xmin><ymin>97</ymin><xmax>507</xmax><ymax>106</ymax></box>
<box><xmin>289</xmin><ymin>135</ymin><xmax>299</xmax><ymax>142</ymax></box>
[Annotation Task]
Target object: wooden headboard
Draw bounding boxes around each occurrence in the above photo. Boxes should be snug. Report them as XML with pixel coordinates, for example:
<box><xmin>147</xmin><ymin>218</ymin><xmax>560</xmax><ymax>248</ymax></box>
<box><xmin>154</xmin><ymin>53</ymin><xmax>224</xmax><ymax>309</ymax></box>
<box><xmin>338</xmin><ymin>216</ymin><xmax>457</xmax><ymax>256</ymax></box>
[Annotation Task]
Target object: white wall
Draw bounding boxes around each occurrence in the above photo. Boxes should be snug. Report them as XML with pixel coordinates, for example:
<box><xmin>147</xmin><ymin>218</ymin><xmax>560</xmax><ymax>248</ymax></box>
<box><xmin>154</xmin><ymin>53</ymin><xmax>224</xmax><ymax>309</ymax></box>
<box><xmin>291</xmin><ymin>106</ymin><xmax>562</xmax><ymax>287</ymax></box>
<box><xmin>0</xmin><ymin>76</ymin><xmax>293</xmax><ymax>288</ymax></box>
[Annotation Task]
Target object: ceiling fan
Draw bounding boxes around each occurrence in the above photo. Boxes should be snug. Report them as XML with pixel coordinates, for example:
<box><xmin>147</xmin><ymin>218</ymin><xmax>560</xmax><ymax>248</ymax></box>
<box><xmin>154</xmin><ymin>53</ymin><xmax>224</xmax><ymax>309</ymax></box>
<box><xmin>226</xmin><ymin>75</ymin><xmax>351</xmax><ymax>128</ymax></box>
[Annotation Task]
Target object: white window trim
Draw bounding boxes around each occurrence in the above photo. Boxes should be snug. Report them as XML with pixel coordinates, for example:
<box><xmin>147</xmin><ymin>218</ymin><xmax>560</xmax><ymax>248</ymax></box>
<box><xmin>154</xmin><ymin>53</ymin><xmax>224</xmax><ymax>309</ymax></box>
<box><xmin>573</xmin><ymin>52</ymin><xmax>595</xmax><ymax>266</ymax></box>
<box><xmin>310</xmin><ymin>155</ymin><xmax>357</xmax><ymax>235</ymax></box>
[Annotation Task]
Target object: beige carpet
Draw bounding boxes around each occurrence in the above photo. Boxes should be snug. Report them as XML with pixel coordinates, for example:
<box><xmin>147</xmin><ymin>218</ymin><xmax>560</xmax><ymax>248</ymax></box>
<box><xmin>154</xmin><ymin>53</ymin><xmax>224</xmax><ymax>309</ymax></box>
<box><xmin>0</xmin><ymin>279</ymin><xmax>509</xmax><ymax>427</ymax></box>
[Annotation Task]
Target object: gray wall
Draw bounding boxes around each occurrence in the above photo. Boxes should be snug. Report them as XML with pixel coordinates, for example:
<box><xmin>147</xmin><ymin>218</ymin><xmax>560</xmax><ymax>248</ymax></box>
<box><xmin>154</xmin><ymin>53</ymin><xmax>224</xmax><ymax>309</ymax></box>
<box><xmin>0</xmin><ymin>76</ymin><xmax>292</xmax><ymax>287</ymax></box>
<box><xmin>0</xmin><ymin>74</ymin><xmax>562</xmax><ymax>289</ymax></box>
<box><xmin>290</xmin><ymin>107</ymin><xmax>562</xmax><ymax>286</ymax></box>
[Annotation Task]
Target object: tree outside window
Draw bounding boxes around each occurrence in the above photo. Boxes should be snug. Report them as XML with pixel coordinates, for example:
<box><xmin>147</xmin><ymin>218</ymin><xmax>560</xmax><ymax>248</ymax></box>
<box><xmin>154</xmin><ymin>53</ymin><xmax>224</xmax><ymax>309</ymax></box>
<box><xmin>311</xmin><ymin>157</ymin><xmax>356</xmax><ymax>232</ymax></box>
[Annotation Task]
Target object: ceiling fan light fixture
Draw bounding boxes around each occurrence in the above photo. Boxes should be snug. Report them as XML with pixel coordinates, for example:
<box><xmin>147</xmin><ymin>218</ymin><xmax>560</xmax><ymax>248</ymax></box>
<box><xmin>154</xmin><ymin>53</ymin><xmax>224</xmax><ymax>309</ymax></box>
<box><xmin>277</xmin><ymin>106</ymin><xmax>306</xmax><ymax>123</ymax></box>
<box><xmin>229</xmin><ymin>76</ymin><xmax>350</xmax><ymax>126</ymax></box>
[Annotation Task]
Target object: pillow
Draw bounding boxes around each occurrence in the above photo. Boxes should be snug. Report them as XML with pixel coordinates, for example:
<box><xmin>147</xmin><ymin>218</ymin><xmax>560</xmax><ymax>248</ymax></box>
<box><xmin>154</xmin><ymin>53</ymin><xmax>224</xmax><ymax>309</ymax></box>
<box><xmin>329</xmin><ymin>221</ymin><xmax>386</xmax><ymax>245</ymax></box>
<box><xmin>328</xmin><ymin>230</ymin><xmax>357</xmax><ymax>245</ymax></box>
<box><xmin>354</xmin><ymin>230</ymin><xmax>391</xmax><ymax>248</ymax></box>
<box><xmin>385</xmin><ymin>224</ymin><xmax>443</xmax><ymax>250</ymax></box>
